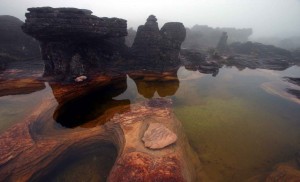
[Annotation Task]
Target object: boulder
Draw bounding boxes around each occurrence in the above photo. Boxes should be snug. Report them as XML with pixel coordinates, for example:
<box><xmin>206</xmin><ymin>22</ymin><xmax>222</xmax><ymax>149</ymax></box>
<box><xmin>142</xmin><ymin>123</ymin><xmax>177</xmax><ymax>149</ymax></box>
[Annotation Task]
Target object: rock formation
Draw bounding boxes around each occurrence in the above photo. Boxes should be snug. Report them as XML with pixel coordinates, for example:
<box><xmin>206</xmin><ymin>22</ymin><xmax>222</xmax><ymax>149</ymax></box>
<box><xmin>131</xmin><ymin>15</ymin><xmax>186</xmax><ymax>70</ymax></box>
<box><xmin>22</xmin><ymin>7</ymin><xmax>128</xmax><ymax>80</ymax></box>
<box><xmin>0</xmin><ymin>15</ymin><xmax>40</xmax><ymax>69</ymax></box>
<box><xmin>216</xmin><ymin>32</ymin><xmax>228</xmax><ymax>53</ymax></box>
<box><xmin>182</xmin><ymin>25</ymin><xmax>252</xmax><ymax>49</ymax></box>
<box><xmin>226</xmin><ymin>41</ymin><xmax>293</xmax><ymax>70</ymax></box>
<box><xmin>142</xmin><ymin>123</ymin><xmax>177</xmax><ymax>149</ymax></box>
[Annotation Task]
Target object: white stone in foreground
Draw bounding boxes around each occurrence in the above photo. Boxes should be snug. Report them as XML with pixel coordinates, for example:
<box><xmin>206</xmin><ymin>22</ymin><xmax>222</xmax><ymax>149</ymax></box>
<box><xmin>142</xmin><ymin>123</ymin><xmax>177</xmax><ymax>149</ymax></box>
<box><xmin>74</xmin><ymin>75</ymin><xmax>87</xmax><ymax>82</ymax></box>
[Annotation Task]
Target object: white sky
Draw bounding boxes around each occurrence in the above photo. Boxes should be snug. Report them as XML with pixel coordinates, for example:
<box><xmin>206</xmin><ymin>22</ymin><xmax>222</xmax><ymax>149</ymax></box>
<box><xmin>1</xmin><ymin>0</ymin><xmax>300</xmax><ymax>38</ymax></box>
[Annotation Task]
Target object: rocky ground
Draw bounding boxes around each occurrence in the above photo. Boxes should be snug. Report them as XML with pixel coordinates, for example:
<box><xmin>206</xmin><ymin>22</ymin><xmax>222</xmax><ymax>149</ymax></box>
<box><xmin>1</xmin><ymin>6</ymin><xmax>300</xmax><ymax>182</ymax></box>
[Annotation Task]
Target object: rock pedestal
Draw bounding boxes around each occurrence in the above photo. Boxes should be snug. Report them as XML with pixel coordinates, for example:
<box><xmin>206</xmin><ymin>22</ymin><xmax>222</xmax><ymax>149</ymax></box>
<box><xmin>22</xmin><ymin>7</ymin><xmax>128</xmax><ymax>80</ymax></box>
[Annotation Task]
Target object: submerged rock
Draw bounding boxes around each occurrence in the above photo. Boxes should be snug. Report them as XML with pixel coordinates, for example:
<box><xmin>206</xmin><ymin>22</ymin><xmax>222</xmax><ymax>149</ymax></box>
<box><xmin>22</xmin><ymin>7</ymin><xmax>128</xmax><ymax>80</ymax></box>
<box><xmin>142</xmin><ymin>123</ymin><xmax>177</xmax><ymax>149</ymax></box>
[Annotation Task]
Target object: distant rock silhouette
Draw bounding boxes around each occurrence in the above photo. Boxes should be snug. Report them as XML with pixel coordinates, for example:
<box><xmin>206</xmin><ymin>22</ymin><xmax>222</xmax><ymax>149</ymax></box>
<box><xmin>125</xmin><ymin>28</ymin><xmax>137</xmax><ymax>47</ymax></box>
<box><xmin>216</xmin><ymin>32</ymin><xmax>229</xmax><ymax>53</ymax></box>
<box><xmin>0</xmin><ymin>15</ymin><xmax>40</xmax><ymax>70</ymax></box>
<box><xmin>182</xmin><ymin>25</ymin><xmax>252</xmax><ymax>49</ymax></box>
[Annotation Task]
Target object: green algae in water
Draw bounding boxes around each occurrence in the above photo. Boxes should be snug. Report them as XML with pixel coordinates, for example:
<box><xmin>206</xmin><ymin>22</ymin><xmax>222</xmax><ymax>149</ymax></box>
<box><xmin>174</xmin><ymin>67</ymin><xmax>300</xmax><ymax>181</ymax></box>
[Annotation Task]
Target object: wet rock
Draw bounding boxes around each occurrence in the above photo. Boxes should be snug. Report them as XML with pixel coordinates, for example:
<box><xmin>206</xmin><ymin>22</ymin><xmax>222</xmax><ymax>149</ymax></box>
<box><xmin>180</xmin><ymin>49</ymin><xmax>220</xmax><ymax>76</ymax></box>
<box><xmin>22</xmin><ymin>7</ymin><xmax>128</xmax><ymax>80</ymax></box>
<box><xmin>142</xmin><ymin>123</ymin><xmax>177</xmax><ymax>149</ymax></box>
<box><xmin>0</xmin><ymin>78</ymin><xmax>45</xmax><ymax>97</ymax></box>
<box><xmin>266</xmin><ymin>163</ymin><xmax>300</xmax><ymax>182</ymax></box>
<box><xmin>0</xmin><ymin>15</ymin><xmax>40</xmax><ymax>66</ymax></box>
<box><xmin>131</xmin><ymin>15</ymin><xmax>186</xmax><ymax>70</ymax></box>
<box><xmin>108</xmin><ymin>152</ymin><xmax>185</xmax><ymax>182</ymax></box>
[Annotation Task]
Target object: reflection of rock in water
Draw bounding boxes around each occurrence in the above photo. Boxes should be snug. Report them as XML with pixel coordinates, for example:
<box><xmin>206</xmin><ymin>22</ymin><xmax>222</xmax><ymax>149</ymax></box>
<box><xmin>128</xmin><ymin>69</ymin><xmax>179</xmax><ymax>99</ymax></box>
<box><xmin>53</xmin><ymin>75</ymin><xmax>130</xmax><ymax>128</ymax></box>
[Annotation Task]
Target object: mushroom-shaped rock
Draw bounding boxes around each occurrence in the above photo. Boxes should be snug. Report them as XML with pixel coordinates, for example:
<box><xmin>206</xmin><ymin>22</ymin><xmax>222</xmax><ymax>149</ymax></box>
<box><xmin>142</xmin><ymin>123</ymin><xmax>177</xmax><ymax>149</ymax></box>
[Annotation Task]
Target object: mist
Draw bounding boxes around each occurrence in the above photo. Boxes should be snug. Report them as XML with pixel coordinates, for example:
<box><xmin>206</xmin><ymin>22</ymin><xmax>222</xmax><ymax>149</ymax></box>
<box><xmin>1</xmin><ymin>0</ymin><xmax>300</xmax><ymax>39</ymax></box>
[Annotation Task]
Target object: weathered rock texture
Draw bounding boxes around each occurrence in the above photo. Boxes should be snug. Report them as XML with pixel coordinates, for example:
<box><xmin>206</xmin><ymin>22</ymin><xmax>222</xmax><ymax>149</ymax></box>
<box><xmin>131</xmin><ymin>15</ymin><xmax>186</xmax><ymax>70</ymax></box>
<box><xmin>22</xmin><ymin>7</ymin><xmax>128</xmax><ymax>80</ymax></box>
<box><xmin>0</xmin><ymin>15</ymin><xmax>40</xmax><ymax>69</ymax></box>
<box><xmin>0</xmin><ymin>81</ymin><xmax>202</xmax><ymax>181</ymax></box>
<box><xmin>142</xmin><ymin>123</ymin><xmax>177</xmax><ymax>149</ymax></box>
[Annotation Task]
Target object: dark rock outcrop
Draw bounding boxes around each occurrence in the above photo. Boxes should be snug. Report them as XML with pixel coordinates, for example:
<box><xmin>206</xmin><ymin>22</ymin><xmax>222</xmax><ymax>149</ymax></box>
<box><xmin>0</xmin><ymin>15</ymin><xmax>40</xmax><ymax>69</ymax></box>
<box><xmin>229</xmin><ymin>41</ymin><xmax>292</xmax><ymax>59</ymax></box>
<box><xmin>22</xmin><ymin>7</ymin><xmax>128</xmax><ymax>80</ymax></box>
<box><xmin>216</xmin><ymin>32</ymin><xmax>228</xmax><ymax>53</ymax></box>
<box><xmin>292</xmin><ymin>49</ymin><xmax>300</xmax><ymax>64</ymax></box>
<box><xmin>131</xmin><ymin>15</ymin><xmax>186</xmax><ymax>70</ymax></box>
<box><xmin>225</xmin><ymin>41</ymin><xmax>293</xmax><ymax>70</ymax></box>
<box><xmin>180</xmin><ymin>49</ymin><xmax>220</xmax><ymax>76</ymax></box>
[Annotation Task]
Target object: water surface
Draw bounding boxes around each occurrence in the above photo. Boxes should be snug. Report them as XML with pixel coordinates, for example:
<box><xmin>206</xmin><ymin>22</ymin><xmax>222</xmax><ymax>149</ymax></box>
<box><xmin>1</xmin><ymin>66</ymin><xmax>300</xmax><ymax>181</ymax></box>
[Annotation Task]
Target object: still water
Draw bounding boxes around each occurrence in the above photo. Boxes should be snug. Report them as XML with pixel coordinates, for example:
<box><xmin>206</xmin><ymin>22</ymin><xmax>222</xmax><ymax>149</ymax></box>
<box><xmin>1</xmin><ymin>65</ymin><xmax>300</xmax><ymax>181</ymax></box>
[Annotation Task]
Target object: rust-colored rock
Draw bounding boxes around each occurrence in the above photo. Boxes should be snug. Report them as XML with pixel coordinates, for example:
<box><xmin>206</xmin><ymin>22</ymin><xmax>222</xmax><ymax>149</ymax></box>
<box><xmin>108</xmin><ymin>152</ymin><xmax>184</xmax><ymax>182</ymax></box>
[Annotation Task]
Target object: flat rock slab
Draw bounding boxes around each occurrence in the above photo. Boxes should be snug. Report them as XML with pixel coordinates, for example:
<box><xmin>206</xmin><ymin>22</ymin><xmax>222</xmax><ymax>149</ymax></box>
<box><xmin>142</xmin><ymin>122</ymin><xmax>177</xmax><ymax>149</ymax></box>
